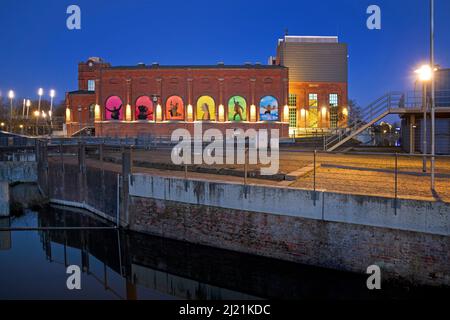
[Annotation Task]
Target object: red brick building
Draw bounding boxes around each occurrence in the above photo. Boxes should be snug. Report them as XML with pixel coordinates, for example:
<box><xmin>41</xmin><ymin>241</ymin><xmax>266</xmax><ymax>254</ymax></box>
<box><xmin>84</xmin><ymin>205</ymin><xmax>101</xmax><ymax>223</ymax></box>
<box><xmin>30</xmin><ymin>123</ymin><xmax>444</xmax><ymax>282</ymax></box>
<box><xmin>65</xmin><ymin>58</ymin><xmax>290</xmax><ymax>137</ymax></box>
<box><xmin>271</xmin><ymin>36</ymin><xmax>349</xmax><ymax>135</ymax></box>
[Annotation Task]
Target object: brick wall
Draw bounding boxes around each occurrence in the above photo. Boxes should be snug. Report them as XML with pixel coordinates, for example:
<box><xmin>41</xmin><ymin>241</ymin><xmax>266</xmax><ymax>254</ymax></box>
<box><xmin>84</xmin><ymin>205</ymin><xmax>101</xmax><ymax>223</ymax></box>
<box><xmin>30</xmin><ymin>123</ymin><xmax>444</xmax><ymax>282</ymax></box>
<box><xmin>129</xmin><ymin>196</ymin><xmax>450</xmax><ymax>286</ymax></box>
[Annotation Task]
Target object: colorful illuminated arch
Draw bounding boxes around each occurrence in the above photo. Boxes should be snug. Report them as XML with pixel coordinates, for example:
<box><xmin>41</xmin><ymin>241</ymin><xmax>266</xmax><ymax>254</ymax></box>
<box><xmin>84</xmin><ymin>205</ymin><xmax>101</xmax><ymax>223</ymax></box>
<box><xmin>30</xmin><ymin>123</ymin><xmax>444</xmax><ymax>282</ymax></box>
<box><xmin>196</xmin><ymin>96</ymin><xmax>215</xmax><ymax>121</ymax></box>
<box><xmin>259</xmin><ymin>96</ymin><xmax>279</xmax><ymax>121</ymax></box>
<box><xmin>135</xmin><ymin>96</ymin><xmax>153</xmax><ymax>121</ymax></box>
<box><xmin>228</xmin><ymin>96</ymin><xmax>247</xmax><ymax>121</ymax></box>
<box><xmin>105</xmin><ymin>96</ymin><xmax>123</xmax><ymax>120</ymax></box>
<box><xmin>165</xmin><ymin>96</ymin><xmax>184</xmax><ymax>120</ymax></box>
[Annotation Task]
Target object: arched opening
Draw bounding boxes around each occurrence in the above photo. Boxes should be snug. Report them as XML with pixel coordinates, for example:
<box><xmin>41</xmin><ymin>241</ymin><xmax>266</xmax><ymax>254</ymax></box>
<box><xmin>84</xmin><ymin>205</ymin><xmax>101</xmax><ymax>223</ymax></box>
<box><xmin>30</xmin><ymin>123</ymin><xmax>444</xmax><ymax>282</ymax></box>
<box><xmin>165</xmin><ymin>96</ymin><xmax>184</xmax><ymax>120</ymax></box>
<box><xmin>259</xmin><ymin>96</ymin><xmax>279</xmax><ymax>121</ymax></box>
<box><xmin>135</xmin><ymin>96</ymin><xmax>154</xmax><ymax>120</ymax></box>
<box><xmin>228</xmin><ymin>96</ymin><xmax>247</xmax><ymax>121</ymax></box>
<box><xmin>105</xmin><ymin>96</ymin><xmax>123</xmax><ymax>120</ymax></box>
<box><xmin>196</xmin><ymin>96</ymin><xmax>215</xmax><ymax>121</ymax></box>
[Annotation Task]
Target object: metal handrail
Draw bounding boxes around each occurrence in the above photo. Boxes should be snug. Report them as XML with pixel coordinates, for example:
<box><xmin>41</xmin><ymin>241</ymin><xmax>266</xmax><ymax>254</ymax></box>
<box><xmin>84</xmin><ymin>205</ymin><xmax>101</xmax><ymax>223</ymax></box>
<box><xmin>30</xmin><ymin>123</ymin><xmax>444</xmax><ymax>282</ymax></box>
<box><xmin>324</xmin><ymin>92</ymin><xmax>403</xmax><ymax>150</ymax></box>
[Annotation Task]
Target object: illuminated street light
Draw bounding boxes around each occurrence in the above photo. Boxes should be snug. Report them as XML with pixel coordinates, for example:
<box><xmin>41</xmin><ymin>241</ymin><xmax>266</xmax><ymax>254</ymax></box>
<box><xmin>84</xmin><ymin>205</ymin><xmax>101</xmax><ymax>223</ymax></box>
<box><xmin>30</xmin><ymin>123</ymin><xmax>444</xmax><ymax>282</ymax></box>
<box><xmin>49</xmin><ymin>89</ymin><xmax>55</xmax><ymax>131</ymax></box>
<box><xmin>415</xmin><ymin>65</ymin><xmax>433</xmax><ymax>81</ymax></box>
<box><xmin>415</xmin><ymin>65</ymin><xmax>434</xmax><ymax>172</ymax></box>
<box><xmin>34</xmin><ymin>110</ymin><xmax>40</xmax><ymax>117</ymax></box>
<box><xmin>8</xmin><ymin>90</ymin><xmax>14</xmax><ymax>131</ymax></box>
<box><xmin>37</xmin><ymin>88</ymin><xmax>44</xmax><ymax>115</ymax></box>
<box><xmin>26</xmin><ymin>99</ymin><xmax>31</xmax><ymax>119</ymax></box>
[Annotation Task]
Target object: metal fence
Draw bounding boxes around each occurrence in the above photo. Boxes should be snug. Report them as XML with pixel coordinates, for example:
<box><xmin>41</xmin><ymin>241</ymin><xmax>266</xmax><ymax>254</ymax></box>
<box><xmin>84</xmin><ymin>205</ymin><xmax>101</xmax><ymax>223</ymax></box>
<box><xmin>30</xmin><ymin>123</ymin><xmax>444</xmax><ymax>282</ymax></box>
<box><xmin>18</xmin><ymin>141</ymin><xmax>450</xmax><ymax>218</ymax></box>
<box><xmin>62</xmin><ymin>143</ymin><xmax>450</xmax><ymax>203</ymax></box>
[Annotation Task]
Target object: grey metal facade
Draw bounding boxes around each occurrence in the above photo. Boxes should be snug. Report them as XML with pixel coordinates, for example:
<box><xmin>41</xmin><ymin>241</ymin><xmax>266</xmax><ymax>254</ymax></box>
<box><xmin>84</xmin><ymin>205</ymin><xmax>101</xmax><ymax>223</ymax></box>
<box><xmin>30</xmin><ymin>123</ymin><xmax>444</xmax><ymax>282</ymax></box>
<box><xmin>277</xmin><ymin>39</ymin><xmax>348</xmax><ymax>83</ymax></box>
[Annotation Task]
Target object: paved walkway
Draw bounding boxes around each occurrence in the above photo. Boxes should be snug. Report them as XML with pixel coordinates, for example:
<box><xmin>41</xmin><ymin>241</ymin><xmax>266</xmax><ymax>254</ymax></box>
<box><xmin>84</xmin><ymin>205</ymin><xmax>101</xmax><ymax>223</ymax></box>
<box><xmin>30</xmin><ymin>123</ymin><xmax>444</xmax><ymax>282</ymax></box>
<box><xmin>50</xmin><ymin>149</ymin><xmax>450</xmax><ymax>203</ymax></box>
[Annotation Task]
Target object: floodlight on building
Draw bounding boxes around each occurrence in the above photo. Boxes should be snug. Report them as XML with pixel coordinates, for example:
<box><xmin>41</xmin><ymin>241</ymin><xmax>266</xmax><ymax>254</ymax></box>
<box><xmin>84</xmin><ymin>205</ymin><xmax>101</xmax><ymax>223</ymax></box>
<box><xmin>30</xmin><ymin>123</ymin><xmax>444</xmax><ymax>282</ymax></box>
<box><xmin>250</xmin><ymin>104</ymin><xmax>256</xmax><ymax>122</ymax></box>
<box><xmin>218</xmin><ymin>104</ymin><xmax>225</xmax><ymax>122</ymax></box>
<box><xmin>283</xmin><ymin>105</ymin><xmax>289</xmax><ymax>123</ymax></box>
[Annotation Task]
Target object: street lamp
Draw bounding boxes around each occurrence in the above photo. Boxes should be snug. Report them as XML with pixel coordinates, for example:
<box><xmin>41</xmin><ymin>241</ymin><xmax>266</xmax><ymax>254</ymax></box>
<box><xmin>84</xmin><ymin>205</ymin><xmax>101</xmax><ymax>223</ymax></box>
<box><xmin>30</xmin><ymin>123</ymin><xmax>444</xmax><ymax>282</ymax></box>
<box><xmin>26</xmin><ymin>99</ymin><xmax>31</xmax><ymax>119</ymax></box>
<box><xmin>34</xmin><ymin>109</ymin><xmax>40</xmax><ymax>135</ymax></box>
<box><xmin>415</xmin><ymin>65</ymin><xmax>432</xmax><ymax>172</ymax></box>
<box><xmin>49</xmin><ymin>89</ymin><xmax>55</xmax><ymax>130</ymax></box>
<box><xmin>430</xmin><ymin>0</ymin><xmax>436</xmax><ymax>191</ymax></box>
<box><xmin>8</xmin><ymin>90</ymin><xmax>14</xmax><ymax>131</ymax></box>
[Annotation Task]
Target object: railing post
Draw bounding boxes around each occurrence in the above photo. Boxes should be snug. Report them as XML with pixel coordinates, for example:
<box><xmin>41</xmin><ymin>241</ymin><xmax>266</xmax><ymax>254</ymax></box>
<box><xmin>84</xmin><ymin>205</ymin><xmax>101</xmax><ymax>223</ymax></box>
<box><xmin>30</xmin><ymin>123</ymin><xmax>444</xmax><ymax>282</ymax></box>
<box><xmin>78</xmin><ymin>141</ymin><xmax>86</xmax><ymax>204</ymax></box>
<box><xmin>120</xmin><ymin>147</ymin><xmax>132</xmax><ymax>228</ymax></box>
<box><xmin>313</xmin><ymin>150</ymin><xmax>317</xmax><ymax>203</ymax></box>
<box><xmin>244</xmin><ymin>147</ymin><xmax>248</xmax><ymax>185</ymax></box>
<box><xmin>394</xmin><ymin>153</ymin><xmax>398</xmax><ymax>211</ymax></box>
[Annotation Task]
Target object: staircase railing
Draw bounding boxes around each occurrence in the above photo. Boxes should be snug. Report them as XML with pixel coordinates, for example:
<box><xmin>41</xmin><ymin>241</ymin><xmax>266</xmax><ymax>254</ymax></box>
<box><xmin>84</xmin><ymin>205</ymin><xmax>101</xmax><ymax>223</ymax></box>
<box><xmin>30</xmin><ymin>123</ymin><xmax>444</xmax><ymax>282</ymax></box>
<box><xmin>324</xmin><ymin>92</ymin><xmax>404</xmax><ymax>150</ymax></box>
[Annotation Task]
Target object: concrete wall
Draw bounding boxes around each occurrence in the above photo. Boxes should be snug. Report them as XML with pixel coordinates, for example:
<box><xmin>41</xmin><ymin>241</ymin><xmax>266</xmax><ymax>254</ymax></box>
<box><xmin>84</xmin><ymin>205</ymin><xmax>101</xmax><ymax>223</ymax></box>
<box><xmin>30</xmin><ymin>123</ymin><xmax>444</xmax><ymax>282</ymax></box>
<box><xmin>128</xmin><ymin>174</ymin><xmax>450</xmax><ymax>286</ymax></box>
<box><xmin>0</xmin><ymin>162</ymin><xmax>37</xmax><ymax>183</ymax></box>
<box><xmin>0</xmin><ymin>182</ymin><xmax>9</xmax><ymax>216</ymax></box>
<box><xmin>129</xmin><ymin>174</ymin><xmax>450</xmax><ymax>236</ymax></box>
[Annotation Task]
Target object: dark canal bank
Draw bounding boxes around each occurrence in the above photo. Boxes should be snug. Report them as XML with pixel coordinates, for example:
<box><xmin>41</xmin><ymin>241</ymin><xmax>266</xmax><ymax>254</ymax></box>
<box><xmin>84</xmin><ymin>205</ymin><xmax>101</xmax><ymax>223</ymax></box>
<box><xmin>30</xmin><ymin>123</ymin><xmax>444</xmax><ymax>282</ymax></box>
<box><xmin>0</xmin><ymin>205</ymin><xmax>448</xmax><ymax>300</ymax></box>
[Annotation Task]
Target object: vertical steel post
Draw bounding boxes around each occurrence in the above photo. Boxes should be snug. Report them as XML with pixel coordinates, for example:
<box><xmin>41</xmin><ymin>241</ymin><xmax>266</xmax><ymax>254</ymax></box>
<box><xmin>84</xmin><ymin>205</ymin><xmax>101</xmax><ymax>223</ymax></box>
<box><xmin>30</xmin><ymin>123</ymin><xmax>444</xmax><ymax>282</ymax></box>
<box><xmin>244</xmin><ymin>147</ymin><xmax>248</xmax><ymax>185</ymax></box>
<box><xmin>430</xmin><ymin>0</ymin><xmax>436</xmax><ymax>190</ymax></box>
<box><xmin>394</xmin><ymin>153</ymin><xmax>398</xmax><ymax>209</ymax></box>
<box><xmin>313</xmin><ymin>150</ymin><xmax>317</xmax><ymax>193</ymax></box>
<box><xmin>422</xmin><ymin>83</ymin><xmax>427</xmax><ymax>172</ymax></box>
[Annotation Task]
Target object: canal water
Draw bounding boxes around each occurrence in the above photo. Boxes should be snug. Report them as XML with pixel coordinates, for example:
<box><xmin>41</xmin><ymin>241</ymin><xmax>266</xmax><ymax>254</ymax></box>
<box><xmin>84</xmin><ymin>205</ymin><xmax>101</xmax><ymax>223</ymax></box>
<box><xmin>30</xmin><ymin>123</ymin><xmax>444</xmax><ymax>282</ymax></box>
<box><xmin>0</xmin><ymin>206</ymin><xmax>447</xmax><ymax>300</ymax></box>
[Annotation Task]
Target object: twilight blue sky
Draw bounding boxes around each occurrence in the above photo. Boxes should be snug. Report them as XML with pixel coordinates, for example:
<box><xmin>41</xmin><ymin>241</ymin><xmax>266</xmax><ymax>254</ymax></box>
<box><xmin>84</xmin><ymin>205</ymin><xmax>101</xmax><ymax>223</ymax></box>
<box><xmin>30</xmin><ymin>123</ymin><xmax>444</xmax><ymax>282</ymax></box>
<box><xmin>0</xmin><ymin>0</ymin><xmax>449</xmax><ymax>107</ymax></box>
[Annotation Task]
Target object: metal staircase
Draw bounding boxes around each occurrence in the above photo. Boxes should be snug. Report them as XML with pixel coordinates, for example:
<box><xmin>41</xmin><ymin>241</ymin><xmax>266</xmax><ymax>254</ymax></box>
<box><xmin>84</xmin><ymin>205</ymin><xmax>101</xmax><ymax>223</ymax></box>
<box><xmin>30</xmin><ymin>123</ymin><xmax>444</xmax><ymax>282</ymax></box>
<box><xmin>71</xmin><ymin>126</ymin><xmax>95</xmax><ymax>137</ymax></box>
<box><xmin>324</xmin><ymin>92</ymin><xmax>404</xmax><ymax>151</ymax></box>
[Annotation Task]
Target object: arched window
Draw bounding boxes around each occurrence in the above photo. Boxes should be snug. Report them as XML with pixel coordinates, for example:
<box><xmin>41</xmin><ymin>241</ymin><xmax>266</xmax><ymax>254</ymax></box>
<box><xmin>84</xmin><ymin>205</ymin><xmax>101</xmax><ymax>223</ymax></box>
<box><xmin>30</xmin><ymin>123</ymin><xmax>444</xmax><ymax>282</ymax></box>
<box><xmin>228</xmin><ymin>96</ymin><xmax>247</xmax><ymax>121</ymax></box>
<box><xmin>196</xmin><ymin>96</ymin><xmax>215</xmax><ymax>121</ymax></box>
<box><xmin>105</xmin><ymin>96</ymin><xmax>123</xmax><ymax>120</ymax></box>
<box><xmin>165</xmin><ymin>96</ymin><xmax>184</xmax><ymax>120</ymax></box>
<box><xmin>135</xmin><ymin>96</ymin><xmax>153</xmax><ymax>121</ymax></box>
<box><xmin>259</xmin><ymin>96</ymin><xmax>279</xmax><ymax>121</ymax></box>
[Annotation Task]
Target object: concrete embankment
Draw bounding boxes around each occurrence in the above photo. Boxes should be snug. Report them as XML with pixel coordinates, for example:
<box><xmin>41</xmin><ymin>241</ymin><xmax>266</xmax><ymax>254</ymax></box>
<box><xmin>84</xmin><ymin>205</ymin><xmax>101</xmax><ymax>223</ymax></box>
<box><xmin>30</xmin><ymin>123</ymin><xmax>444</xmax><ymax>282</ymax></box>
<box><xmin>0</xmin><ymin>162</ymin><xmax>44</xmax><ymax>216</ymax></box>
<box><xmin>40</xmin><ymin>147</ymin><xmax>449</xmax><ymax>287</ymax></box>
<box><xmin>127</xmin><ymin>174</ymin><xmax>450</xmax><ymax>287</ymax></box>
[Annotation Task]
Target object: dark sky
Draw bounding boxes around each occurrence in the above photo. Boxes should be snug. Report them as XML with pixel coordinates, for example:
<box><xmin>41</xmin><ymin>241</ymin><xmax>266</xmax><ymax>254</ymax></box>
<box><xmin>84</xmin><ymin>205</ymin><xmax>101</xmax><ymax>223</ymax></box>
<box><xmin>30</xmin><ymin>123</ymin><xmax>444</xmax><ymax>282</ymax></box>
<box><xmin>0</xmin><ymin>0</ymin><xmax>449</xmax><ymax>107</ymax></box>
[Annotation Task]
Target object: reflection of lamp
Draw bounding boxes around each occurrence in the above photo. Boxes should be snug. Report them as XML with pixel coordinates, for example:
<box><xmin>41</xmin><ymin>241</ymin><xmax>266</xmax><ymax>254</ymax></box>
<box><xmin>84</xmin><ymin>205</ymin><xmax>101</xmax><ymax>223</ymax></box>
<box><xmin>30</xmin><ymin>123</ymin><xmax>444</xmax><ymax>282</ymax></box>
<box><xmin>187</xmin><ymin>104</ymin><xmax>193</xmax><ymax>122</ymax></box>
<box><xmin>125</xmin><ymin>104</ymin><xmax>132</xmax><ymax>121</ymax></box>
<box><xmin>94</xmin><ymin>104</ymin><xmax>101</xmax><ymax>121</ymax></box>
<box><xmin>250</xmin><ymin>104</ymin><xmax>256</xmax><ymax>122</ymax></box>
<box><xmin>283</xmin><ymin>105</ymin><xmax>289</xmax><ymax>123</ymax></box>
<box><xmin>156</xmin><ymin>104</ymin><xmax>162</xmax><ymax>122</ymax></box>
<box><xmin>65</xmin><ymin>107</ymin><xmax>71</xmax><ymax>122</ymax></box>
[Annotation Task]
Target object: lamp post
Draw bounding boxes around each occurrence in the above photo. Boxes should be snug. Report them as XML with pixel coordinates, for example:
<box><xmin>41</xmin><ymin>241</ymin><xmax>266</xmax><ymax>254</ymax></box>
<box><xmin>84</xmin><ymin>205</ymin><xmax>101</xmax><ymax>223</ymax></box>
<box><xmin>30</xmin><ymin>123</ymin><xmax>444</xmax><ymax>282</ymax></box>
<box><xmin>37</xmin><ymin>88</ymin><xmax>43</xmax><ymax>135</ymax></box>
<box><xmin>8</xmin><ymin>90</ymin><xmax>14</xmax><ymax>131</ymax></box>
<box><xmin>430</xmin><ymin>0</ymin><xmax>436</xmax><ymax>190</ymax></box>
<box><xmin>49</xmin><ymin>89</ymin><xmax>55</xmax><ymax>132</ymax></box>
<box><xmin>34</xmin><ymin>110</ymin><xmax>40</xmax><ymax>135</ymax></box>
<box><xmin>415</xmin><ymin>65</ymin><xmax>432</xmax><ymax>172</ymax></box>
<box><xmin>26</xmin><ymin>99</ymin><xmax>31</xmax><ymax>119</ymax></box>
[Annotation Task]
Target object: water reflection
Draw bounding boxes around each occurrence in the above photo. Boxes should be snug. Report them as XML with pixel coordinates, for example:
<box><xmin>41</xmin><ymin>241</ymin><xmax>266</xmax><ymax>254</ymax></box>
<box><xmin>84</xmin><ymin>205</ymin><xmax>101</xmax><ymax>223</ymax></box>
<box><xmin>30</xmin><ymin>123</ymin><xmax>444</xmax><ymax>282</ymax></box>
<box><xmin>0</xmin><ymin>206</ymin><xmax>447</xmax><ymax>300</ymax></box>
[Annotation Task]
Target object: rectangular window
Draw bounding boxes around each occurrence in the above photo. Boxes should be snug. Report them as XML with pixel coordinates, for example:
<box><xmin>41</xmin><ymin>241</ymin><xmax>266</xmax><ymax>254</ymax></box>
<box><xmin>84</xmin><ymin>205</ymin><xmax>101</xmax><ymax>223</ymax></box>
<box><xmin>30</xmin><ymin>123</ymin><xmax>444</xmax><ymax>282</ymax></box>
<box><xmin>288</xmin><ymin>94</ymin><xmax>297</xmax><ymax>107</ymax></box>
<box><xmin>329</xmin><ymin>94</ymin><xmax>338</xmax><ymax>107</ymax></box>
<box><xmin>288</xmin><ymin>107</ymin><xmax>297</xmax><ymax>128</ymax></box>
<box><xmin>308</xmin><ymin>94</ymin><xmax>318</xmax><ymax>128</ymax></box>
<box><xmin>308</xmin><ymin>93</ymin><xmax>318</xmax><ymax>107</ymax></box>
<box><xmin>88</xmin><ymin>80</ymin><xmax>95</xmax><ymax>91</ymax></box>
